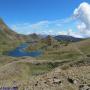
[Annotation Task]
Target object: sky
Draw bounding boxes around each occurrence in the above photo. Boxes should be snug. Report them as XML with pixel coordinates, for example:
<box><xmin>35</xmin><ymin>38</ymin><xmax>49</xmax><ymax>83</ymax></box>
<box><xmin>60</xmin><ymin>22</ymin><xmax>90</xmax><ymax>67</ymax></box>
<box><xmin>0</xmin><ymin>0</ymin><xmax>90</xmax><ymax>38</ymax></box>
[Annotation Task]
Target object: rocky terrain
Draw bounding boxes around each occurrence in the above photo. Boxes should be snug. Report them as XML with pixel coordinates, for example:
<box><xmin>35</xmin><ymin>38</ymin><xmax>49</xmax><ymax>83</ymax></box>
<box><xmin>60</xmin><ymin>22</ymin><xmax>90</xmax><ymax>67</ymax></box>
<box><xmin>26</xmin><ymin>58</ymin><xmax>90</xmax><ymax>90</ymax></box>
<box><xmin>0</xmin><ymin>19</ymin><xmax>90</xmax><ymax>90</ymax></box>
<box><xmin>0</xmin><ymin>56</ymin><xmax>89</xmax><ymax>90</ymax></box>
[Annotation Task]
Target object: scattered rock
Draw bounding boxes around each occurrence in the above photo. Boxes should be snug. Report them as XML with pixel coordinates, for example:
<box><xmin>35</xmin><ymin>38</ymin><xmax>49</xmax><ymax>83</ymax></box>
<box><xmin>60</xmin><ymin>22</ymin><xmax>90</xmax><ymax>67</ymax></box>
<box><xmin>35</xmin><ymin>83</ymin><xmax>38</xmax><ymax>86</ymax></box>
<box><xmin>79</xmin><ymin>84</ymin><xmax>90</xmax><ymax>90</ymax></box>
<box><xmin>51</xmin><ymin>77</ymin><xmax>62</xmax><ymax>85</ymax></box>
<box><xmin>67</xmin><ymin>77</ymin><xmax>74</xmax><ymax>84</ymax></box>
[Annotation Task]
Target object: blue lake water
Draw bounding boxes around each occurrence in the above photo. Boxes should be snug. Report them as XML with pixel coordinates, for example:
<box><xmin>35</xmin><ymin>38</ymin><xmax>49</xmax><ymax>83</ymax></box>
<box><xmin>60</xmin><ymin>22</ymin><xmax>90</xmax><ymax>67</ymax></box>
<box><xmin>7</xmin><ymin>43</ymin><xmax>42</xmax><ymax>57</ymax></box>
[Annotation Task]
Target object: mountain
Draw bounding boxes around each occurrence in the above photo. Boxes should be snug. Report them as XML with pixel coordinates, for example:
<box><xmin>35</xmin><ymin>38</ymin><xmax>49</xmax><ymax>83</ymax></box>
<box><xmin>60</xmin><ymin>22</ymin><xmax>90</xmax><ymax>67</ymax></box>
<box><xmin>0</xmin><ymin>19</ymin><xmax>25</xmax><ymax>54</ymax></box>
<box><xmin>28</xmin><ymin>33</ymin><xmax>42</xmax><ymax>41</ymax></box>
<box><xmin>54</xmin><ymin>35</ymin><xmax>82</xmax><ymax>42</ymax></box>
<box><xmin>0</xmin><ymin>18</ymin><xmax>25</xmax><ymax>41</ymax></box>
<box><xmin>40</xmin><ymin>35</ymin><xmax>58</xmax><ymax>46</ymax></box>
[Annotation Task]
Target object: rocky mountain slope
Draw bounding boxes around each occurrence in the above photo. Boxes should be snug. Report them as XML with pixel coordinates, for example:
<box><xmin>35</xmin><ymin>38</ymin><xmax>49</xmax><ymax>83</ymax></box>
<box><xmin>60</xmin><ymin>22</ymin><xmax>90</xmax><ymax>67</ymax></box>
<box><xmin>0</xmin><ymin>56</ymin><xmax>89</xmax><ymax>90</ymax></box>
<box><xmin>29</xmin><ymin>65</ymin><xmax>90</xmax><ymax>90</ymax></box>
<box><xmin>0</xmin><ymin>19</ymin><xmax>26</xmax><ymax>54</ymax></box>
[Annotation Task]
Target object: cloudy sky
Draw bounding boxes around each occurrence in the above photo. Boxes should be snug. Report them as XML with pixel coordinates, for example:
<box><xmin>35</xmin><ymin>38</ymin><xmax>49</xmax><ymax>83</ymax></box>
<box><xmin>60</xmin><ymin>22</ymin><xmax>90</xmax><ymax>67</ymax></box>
<box><xmin>0</xmin><ymin>0</ymin><xmax>90</xmax><ymax>38</ymax></box>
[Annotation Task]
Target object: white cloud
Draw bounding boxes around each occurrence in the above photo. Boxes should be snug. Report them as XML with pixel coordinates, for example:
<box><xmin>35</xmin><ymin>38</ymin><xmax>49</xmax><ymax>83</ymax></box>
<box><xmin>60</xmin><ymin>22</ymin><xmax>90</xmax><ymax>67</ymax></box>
<box><xmin>74</xmin><ymin>2</ymin><xmax>90</xmax><ymax>37</ymax></box>
<box><xmin>58</xmin><ymin>29</ymin><xmax>83</xmax><ymax>38</ymax></box>
<box><xmin>11</xmin><ymin>21</ymin><xmax>50</xmax><ymax>35</ymax></box>
<box><xmin>11</xmin><ymin>2</ymin><xmax>90</xmax><ymax>38</ymax></box>
<box><xmin>11</xmin><ymin>18</ymin><xmax>73</xmax><ymax>35</ymax></box>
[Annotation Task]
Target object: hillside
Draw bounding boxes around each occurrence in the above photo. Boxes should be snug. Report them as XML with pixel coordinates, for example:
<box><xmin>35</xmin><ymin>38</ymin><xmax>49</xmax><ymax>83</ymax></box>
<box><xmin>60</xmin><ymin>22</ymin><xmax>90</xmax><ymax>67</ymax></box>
<box><xmin>0</xmin><ymin>56</ymin><xmax>89</xmax><ymax>90</ymax></box>
<box><xmin>26</xmin><ymin>35</ymin><xmax>59</xmax><ymax>52</ymax></box>
<box><xmin>37</xmin><ymin>38</ymin><xmax>90</xmax><ymax>60</ymax></box>
<box><xmin>0</xmin><ymin>35</ymin><xmax>89</xmax><ymax>89</ymax></box>
<box><xmin>0</xmin><ymin>19</ymin><xmax>25</xmax><ymax>55</ymax></box>
<box><xmin>29</xmin><ymin>63</ymin><xmax>90</xmax><ymax>90</ymax></box>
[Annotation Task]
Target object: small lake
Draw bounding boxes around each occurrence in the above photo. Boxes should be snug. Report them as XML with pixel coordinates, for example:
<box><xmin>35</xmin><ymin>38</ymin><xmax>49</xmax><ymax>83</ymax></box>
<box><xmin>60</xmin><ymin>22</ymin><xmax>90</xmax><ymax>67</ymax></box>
<box><xmin>7</xmin><ymin>43</ymin><xmax>42</xmax><ymax>57</ymax></box>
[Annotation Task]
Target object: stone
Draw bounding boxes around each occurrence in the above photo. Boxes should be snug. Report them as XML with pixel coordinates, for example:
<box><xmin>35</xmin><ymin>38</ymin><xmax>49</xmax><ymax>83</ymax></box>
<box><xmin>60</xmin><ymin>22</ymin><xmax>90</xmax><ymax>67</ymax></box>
<box><xmin>79</xmin><ymin>84</ymin><xmax>90</xmax><ymax>90</ymax></box>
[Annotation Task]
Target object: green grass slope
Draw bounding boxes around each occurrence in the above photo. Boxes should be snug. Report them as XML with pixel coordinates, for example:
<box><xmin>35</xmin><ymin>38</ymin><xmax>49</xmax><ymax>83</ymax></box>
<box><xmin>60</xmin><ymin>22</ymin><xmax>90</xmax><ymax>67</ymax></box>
<box><xmin>37</xmin><ymin>38</ymin><xmax>90</xmax><ymax>60</ymax></box>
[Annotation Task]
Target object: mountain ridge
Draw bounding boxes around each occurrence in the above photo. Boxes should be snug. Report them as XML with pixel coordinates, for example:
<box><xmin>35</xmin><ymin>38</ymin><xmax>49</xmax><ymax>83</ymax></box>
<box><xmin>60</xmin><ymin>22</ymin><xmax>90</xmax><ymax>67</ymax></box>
<box><xmin>54</xmin><ymin>35</ymin><xmax>83</xmax><ymax>42</ymax></box>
